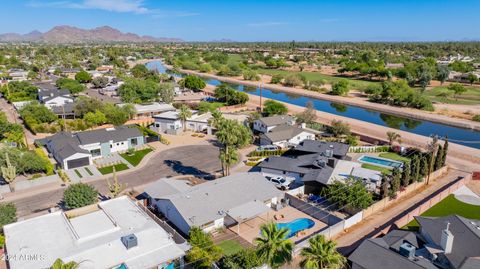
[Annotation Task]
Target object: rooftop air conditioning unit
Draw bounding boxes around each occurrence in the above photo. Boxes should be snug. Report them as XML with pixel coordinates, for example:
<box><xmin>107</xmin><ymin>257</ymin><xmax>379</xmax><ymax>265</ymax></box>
<box><xmin>399</xmin><ymin>242</ymin><xmax>416</xmax><ymax>259</ymax></box>
<box><xmin>121</xmin><ymin>234</ymin><xmax>138</xmax><ymax>250</ymax></box>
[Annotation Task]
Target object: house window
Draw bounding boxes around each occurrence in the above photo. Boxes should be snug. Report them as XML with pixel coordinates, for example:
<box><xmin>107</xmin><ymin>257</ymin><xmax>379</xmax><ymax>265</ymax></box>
<box><xmin>90</xmin><ymin>148</ymin><xmax>101</xmax><ymax>157</ymax></box>
<box><xmin>121</xmin><ymin>142</ymin><xmax>124</xmax><ymax>145</ymax></box>
<box><xmin>130</xmin><ymin>138</ymin><xmax>138</xmax><ymax>146</ymax></box>
<box><xmin>110</xmin><ymin>144</ymin><xmax>112</xmax><ymax>148</ymax></box>
<box><xmin>116</xmin><ymin>143</ymin><xmax>119</xmax><ymax>146</ymax></box>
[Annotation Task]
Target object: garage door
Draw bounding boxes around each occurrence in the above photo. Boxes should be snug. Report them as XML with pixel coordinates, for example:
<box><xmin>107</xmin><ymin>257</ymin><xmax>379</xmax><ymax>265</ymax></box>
<box><xmin>67</xmin><ymin>157</ymin><xmax>90</xmax><ymax>169</ymax></box>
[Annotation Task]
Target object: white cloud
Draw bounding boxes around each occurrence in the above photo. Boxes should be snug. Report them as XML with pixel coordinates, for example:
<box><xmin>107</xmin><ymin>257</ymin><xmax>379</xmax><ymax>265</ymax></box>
<box><xmin>27</xmin><ymin>0</ymin><xmax>199</xmax><ymax>17</ymax></box>
<box><xmin>247</xmin><ymin>22</ymin><xmax>289</xmax><ymax>27</ymax></box>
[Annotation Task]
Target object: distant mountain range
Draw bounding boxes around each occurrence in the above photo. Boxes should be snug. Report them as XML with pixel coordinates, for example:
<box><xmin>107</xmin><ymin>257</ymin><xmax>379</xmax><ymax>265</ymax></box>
<box><xmin>0</xmin><ymin>26</ymin><xmax>182</xmax><ymax>43</ymax></box>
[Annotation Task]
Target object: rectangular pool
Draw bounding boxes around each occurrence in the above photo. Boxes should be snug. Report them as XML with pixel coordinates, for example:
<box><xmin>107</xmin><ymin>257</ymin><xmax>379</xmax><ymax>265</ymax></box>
<box><xmin>358</xmin><ymin>155</ymin><xmax>404</xmax><ymax>169</ymax></box>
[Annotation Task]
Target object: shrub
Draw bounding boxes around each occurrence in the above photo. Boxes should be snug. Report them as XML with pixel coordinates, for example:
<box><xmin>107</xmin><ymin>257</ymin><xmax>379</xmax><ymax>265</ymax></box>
<box><xmin>473</xmin><ymin>115</ymin><xmax>480</xmax><ymax>122</ymax></box>
<box><xmin>0</xmin><ymin>203</ymin><xmax>17</xmax><ymax>232</ymax></box>
<box><xmin>34</xmin><ymin>148</ymin><xmax>54</xmax><ymax>175</ymax></box>
<box><xmin>63</xmin><ymin>183</ymin><xmax>98</xmax><ymax>209</ymax></box>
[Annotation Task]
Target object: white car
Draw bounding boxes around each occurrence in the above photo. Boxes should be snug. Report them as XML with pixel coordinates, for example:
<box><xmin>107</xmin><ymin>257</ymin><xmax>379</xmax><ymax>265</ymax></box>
<box><xmin>266</xmin><ymin>176</ymin><xmax>292</xmax><ymax>190</ymax></box>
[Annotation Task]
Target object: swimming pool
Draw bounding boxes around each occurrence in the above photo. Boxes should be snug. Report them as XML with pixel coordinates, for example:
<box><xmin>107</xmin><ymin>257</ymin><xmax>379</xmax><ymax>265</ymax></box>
<box><xmin>358</xmin><ymin>155</ymin><xmax>403</xmax><ymax>169</ymax></box>
<box><xmin>276</xmin><ymin>218</ymin><xmax>315</xmax><ymax>238</ymax></box>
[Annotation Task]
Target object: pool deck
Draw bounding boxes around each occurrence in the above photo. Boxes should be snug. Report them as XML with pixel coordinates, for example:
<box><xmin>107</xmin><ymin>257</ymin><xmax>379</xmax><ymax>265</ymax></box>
<box><xmin>230</xmin><ymin>206</ymin><xmax>327</xmax><ymax>244</ymax></box>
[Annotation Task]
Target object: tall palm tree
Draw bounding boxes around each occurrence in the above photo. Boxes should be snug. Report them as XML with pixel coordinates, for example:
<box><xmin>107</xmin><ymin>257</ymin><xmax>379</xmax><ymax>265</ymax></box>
<box><xmin>386</xmin><ymin>131</ymin><xmax>401</xmax><ymax>145</ymax></box>
<box><xmin>254</xmin><ymin>222</ymin><xmax>293</xmax><ymax>269</ymax></box>
<box><xmin>215</xmin><ymin>119</ymin><xmax>251</xmax><ymax>176</ymax></box>
<box><xmin>210</xmin><ymin>110</ymin><xmax>224</xmax><ymax>129</ymax></box>
<box><xmin>300</xmin><ymin>235</ymin><xmax>346</xmax><ymax>269</ymax></box>
<box><xmin>178</xmin><ymin>105</ymin><xmax>192</xmax><ymax>132</ymax></box>
<box><xmin>50</xmin><ymin>259</ymin><xmax>79</xmax><ymax>269</ymax></box>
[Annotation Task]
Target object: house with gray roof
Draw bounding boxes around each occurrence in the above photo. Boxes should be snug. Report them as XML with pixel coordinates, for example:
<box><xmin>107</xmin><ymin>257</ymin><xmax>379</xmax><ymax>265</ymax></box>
<box><xmin>39</xmin><ymin>126</ymin><xmax>144</xmax><ymax>169</ymax></box>
<box><xmin>144</xmin><ymin>172</ymin><xmax>283</xmax><ymax>235</ymax></box>
<box><xmin>253</xmin><ymin>115</ymin><xmax>295</xmax><ymax>133</ymax></box>
<box><xmin>293</xmin><ymin>140</ymin><xmax>350</xmax><ymax>160</ymax></box>
<box><xmin>349</xmin><ymin>215</ymin><xmax>480</xmax><ymax>269</ymax></box>
<box><xmin>259</xmin><ymin>125</ymin><xmax>314</xmax><ymax>148</ymax></box>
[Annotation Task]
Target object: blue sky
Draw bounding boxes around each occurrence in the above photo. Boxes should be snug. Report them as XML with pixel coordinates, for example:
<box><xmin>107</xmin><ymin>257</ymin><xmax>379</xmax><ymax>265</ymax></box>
<box><xmin>2</xmin><ymin>0</ymin><xmax>480</xmax><ymax>41</ymax></box>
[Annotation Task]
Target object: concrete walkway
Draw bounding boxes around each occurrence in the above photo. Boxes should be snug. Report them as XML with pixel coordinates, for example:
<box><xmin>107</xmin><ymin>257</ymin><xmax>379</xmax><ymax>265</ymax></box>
<box><xmin>65</xmin><ymin>165</ymin><xmax>102</xmax><ymax>182</ymax></box>
<box><xmin>453</xmin><ymin>185</ymin><xmax>480</xmax><ymax>205</ymax></box>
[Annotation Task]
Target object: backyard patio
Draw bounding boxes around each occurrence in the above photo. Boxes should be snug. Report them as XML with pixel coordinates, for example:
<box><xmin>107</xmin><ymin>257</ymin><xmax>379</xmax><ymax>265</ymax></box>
<box><xmin>230</xmin><ymin>206</ymin><xmax>327</xmax><ymax>244</ymax></box>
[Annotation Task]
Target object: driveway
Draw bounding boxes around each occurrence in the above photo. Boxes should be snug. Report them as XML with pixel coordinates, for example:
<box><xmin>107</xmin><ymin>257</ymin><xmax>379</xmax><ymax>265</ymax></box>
<box><xmin>12</xmin><ymin>145</ymin><xmax>222</xmax><ymax>217</ymax></box>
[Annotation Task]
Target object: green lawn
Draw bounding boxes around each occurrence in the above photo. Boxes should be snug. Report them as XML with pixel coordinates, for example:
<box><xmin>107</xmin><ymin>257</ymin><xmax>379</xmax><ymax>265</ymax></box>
<box><xmin>120</xmin><ymin>148</ymin><xmax>153</xmax><ymax>167</ymax></box>
<box><xmin>84</xmin><ymin>167</ymin><xmax>94</xmax><ymax>176</ymax></box>
<box><xmin>379</xmin><ymin>152</ymin><xmax>411</xmax><ymax>163</ymax></box>
<box><xmin>421</xmin><ymin>86</ymin><xmax>480</xmax><ymax>105</ymax></box>
<box><xmin>257</xmin><ymin>69</ymin><xmax>379</xmax><ymax>91</ymax></box>
<box><xmin>361</xmin><ymin>163</ymin><xmax>391</xmax><ymax>174</ymax></box>
<box><xmin>98</xmin><ymin>163</ymin><xmax>129</xmax><ymax>175</ymax></box>
<box><xmin>227</xmin><ymin>54</ymin><xmax>244</xmax><ymax>65</ymax></box>
<box><xmin>74</xmin><ymin>169</ymin><xmax>83</xmax><ymax>178</ymax></box>
<box><xmin>217</xmin><ymin>240</ymin><xmax>244</xmax><ymax>256</ymax></box>
<box><xmin>403</xmin><ymin>194</ymin><xmax>480</xmax><ymax>231</ymax></box>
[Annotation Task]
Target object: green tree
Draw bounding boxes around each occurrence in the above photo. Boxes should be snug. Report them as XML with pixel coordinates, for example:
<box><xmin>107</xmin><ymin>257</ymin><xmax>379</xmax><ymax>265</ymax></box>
<box><xmin>214</xmin><ymin>83</ymin><xmax>249</xmax><ymax>105</ymax></box>
<box><xmin>83</xmin><ymin>110</ymin><xmax>107</xmax><ymax>127</ymax></box>
<box><xmin>299</xmin><ymin>234</ymin><xmax>346</xmax><ymax>269</ymax></box>
<box><xmin>411</xmin><ymin>155</ymin><xmax>421</xmax><ymax>182</ymax></box>
<box><xmin>50</xmin><ymin>259</ymin><xmax>79</xmax><ymax>269</ymax></box>
<box><xmin>389</xmin><ymin>168</ymin><xmax>401</xmax><ymax>197</ymax></box>
<box><xmin>380</xmin><ymin>174</ymin><xmax>389</xmax><ymax>199</ymax></box>
<box><xmin>186</xmin><ymin>227</ymin><xmax>223</xmax><ymax>269</ymax></box>
<box><xmin>270</xmin><ymin>74</ymin><xmax>284</xmax><ymax>84</ymax></box>
<box><xmin>322</xmin><ymin>178</ymin><xmax>373</xmax><ymax>210</ymax></box>
<box><xmin>131</xmin><ymin>64</ymin><xmax>149</xmax><ymax>78</ymax></box>
<box><xmin>106</xmin><ymin>166</ymin><xmax>127</xmax><ymax>198</ymax></box>
<box><xmin>328</xmin><ymin>120</ymin><xmax>351</xmax><ymax>137</ymax></box>
<box><xmin>216</xmin><ymin>119</ymin><xmax>252</xmax><ymax>175</ymax></box>
<box><xmin>178</xmin><ymin>105</ymin><xmax>193</xmax><ymax>132</ymax></box>
<box><xmin>386</xmin><ymin>131</ymin><xmax>401</xmax><ymax>145</ymax></box>
<box><xmin>243</xmin><ymin>69</ymin><xmax>260</xmax><ymax>81</ymax></box>
<box><xmin>158</xmin><ymin>82</ymin><xmax>175</xmax><ymax>103</ymax></box>
<box><xmin>330</xmin><ymin>79</ymin><xmax>349</xmax><ymax>96</ymax></box>
<box><xmin>219</xmin><ymin>248</ymin><xmax>262</xmax><ymax>269</ymax></box>
<box><xmin>447</xmin><ymin>83</ymin><xmax>467</xmax><ymax>100</ymax></box>
<box><xmin>56</xmin><ymin>78</ymin><xmax>86</xmax><ymax>94</ymax></box>
<box><xmin>263</xmin><ymin>100</ymin><xmax>288</xmax><ymax>116</ymax></box>
<box><xmin>0</xmin><ymin>202</ymin><xmax>17</xmax><ymax>232</ymax></box>
<box><xmin>182</xmin><ymin>75</ymin><xmax>206</xmax><ymax>90</ymax></box>
<box><xmin>91</xmin><ymin>76</ymin><xmax>109</xmax><ymax>88</ymax></box>
<box><xmin>255</xmin><ymin>222</ymin><xmax>293</xmax><ymax>269</ymax></box>
<box><xmin>441</xmin><ymin>138</ymin><xmax>449</xmax><ymax>167</ymax></box>
<box><xmin>63</xmin><ymin>183</ymin><xmax>98</xmax><ymax>209</ymax></box>
<box><xmin>296</xmin><ymin>101</ymin><xmax>316</xmax><ymax>124</ymax></box>
<box><xmin>467</xmin><ymin>73</ymin><xmax>478</xmax><ymax>85</ymax></box>
<box><xmin>1</xmin><ymin>153</ymin><xmax>16</xmax><ymax>190</ymax></box>
<box><xmin>74</xmin><ymin>71</ymin><xmax>92</xmax><ymax>83</ymax></box>
<box><xmin>118</xmin><ymin>78</ymin><xmax>160</xmax><ymax>103</ymax></box>
<box><xmin>283</xmin><ymin>74</ymin><xmax>303</xmax><ymax>87</ymax></box>
<box><xmin>402</xmin><ymin>162</ymin><xmax>411</xmax><ymax>187</ymax></box>
<box><xmin>437</xmin><ymin>65</ymin><xmax>450</xmax><ymax>85</ymax></box>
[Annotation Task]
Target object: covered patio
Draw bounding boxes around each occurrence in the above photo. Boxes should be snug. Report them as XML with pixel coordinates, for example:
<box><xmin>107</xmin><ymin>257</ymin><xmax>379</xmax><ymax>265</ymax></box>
<box><xmin>228</xmin><ymin>206</ymin><xmax>328</xmax><ymax>244</ymax></box>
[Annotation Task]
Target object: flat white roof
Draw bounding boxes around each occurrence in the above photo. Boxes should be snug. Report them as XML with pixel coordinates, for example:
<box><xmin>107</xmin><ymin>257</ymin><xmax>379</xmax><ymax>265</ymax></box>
<box><xmin>4</xmin><ymin>196</ymin><xmax>185</xmax><ymax>269</ymax></box>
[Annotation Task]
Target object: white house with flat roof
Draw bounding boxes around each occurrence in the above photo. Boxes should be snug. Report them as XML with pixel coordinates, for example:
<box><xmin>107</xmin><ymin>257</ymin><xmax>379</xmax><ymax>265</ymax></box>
<box><xmin>3</xmin><ymin>196</ymin><xmax>187</xmax><ymax>269</ymax></box>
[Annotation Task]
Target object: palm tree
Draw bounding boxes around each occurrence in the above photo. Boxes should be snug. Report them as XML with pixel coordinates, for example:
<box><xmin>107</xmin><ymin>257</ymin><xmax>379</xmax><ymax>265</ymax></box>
<box><xmin>210</xmin><ymin>110</ymin><xmax>224</xmax><ymax>129</ymax></box>
<box><xmin>178</xmin><ymin>105</ymin><xmax>192</xmax><ymax>132</ymax></box>
<box><xmin>299</xmin><ymin>235</ymin><xmax>346</xmax><ymax>269</ymax></box>
<box><xmin>215</xmin><ymin>119</ymin><xmax>251</xmax><ymax>176</ymax></box>
<box><xmin>50</xmin><ymin>259</ymin><xmax>79</xmax><ymax>269</ymax></box>
<box><xmin>386</xmin><ymin>131</ymin><xmax>401</xmax><ymax>145</ymax></box>
<box><xmin>254</xmin><ymin>222</ymin><xmax>293</xmax><ymax>268</ymax></box>
<box><xmin>219</xmin><ymin>146</ymin><xmax>238</xmax><ymax>176</ymax></box>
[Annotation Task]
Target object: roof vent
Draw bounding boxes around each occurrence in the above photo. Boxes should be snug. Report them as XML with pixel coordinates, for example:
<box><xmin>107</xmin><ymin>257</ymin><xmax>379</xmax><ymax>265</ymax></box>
<box><xmin>121</xmin><ymin>234</ymin><xmax>138</xmax><ymax>250</ymax></box>
<box><xmin>399</xmin><ymin>242</ymin><xmax>416</xmax><ymax>259</ymax></box>
<box><xmin>325</xmin><ymin>149</ymin><xmax>333</xmax><ymax>158</ymax></box>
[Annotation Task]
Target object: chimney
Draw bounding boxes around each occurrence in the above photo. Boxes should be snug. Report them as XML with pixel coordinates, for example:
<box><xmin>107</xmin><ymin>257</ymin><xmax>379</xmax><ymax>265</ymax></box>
<box><xmin>327</xmin><ymin>158</ymin><xmax>335</xmax><ymax>168</ymax></box>
<box><xmin>441</xmin><ymin>222</ymin><xmax>454</xmax><ymax>254</ymax></box>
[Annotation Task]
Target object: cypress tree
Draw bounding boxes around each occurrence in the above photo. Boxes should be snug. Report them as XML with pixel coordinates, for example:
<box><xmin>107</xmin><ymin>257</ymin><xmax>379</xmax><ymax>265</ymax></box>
<box><xmin>402</xmin><ymin>162</ymin><xmax>411</xmax><ymax>187</ymax></box>
<box><xmin>380</xmin><ymin>174</ymin><xmax>389</xmax><ymax>199</ymax></box>
<box><xmin>434</xmin><ymin>145</ymin><xmax>443</xmax><ymax>171</ymax></box>
<box><xmin>441</xmin><ymin>138</ymin><xmax>449</xmax><ymax>167</ymax></box>
<box><xmin>389</xmin><ymin>167</ymin><xmax>401</xmax><ymax>197</ymax></box>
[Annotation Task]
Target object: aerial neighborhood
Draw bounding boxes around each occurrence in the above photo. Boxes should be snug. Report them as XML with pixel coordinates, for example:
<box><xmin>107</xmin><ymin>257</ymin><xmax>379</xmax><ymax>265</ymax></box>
<box><xmin>0</xmin><ymin>2</ymin><xmax>480</xmax><ymax>269</ymax></box>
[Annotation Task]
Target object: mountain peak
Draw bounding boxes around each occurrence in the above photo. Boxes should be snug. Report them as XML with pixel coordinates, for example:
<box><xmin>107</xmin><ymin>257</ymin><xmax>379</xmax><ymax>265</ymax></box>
<box><xmin>0</xmin><ymin>25</ymin><xmax>182</xmax><ymax>43</ymax></box>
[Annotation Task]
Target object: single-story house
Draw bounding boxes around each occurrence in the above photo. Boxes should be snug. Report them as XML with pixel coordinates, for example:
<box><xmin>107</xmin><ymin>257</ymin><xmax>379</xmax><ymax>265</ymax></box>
<box><xmin>118</xmin><ymin>102</ymin><xmax>176</xmax><ymax>119</ymax></box>
<box><xmin>293</xmin><ymin>140</ymin><xmax>350</xmax><ymax>160</ymax></box>
<box><xmin>259</xmin><ymin>125</ymin><xmax>315</xmax><ymax>148</ymax></box>
<box><xmin>349</xmin><ymin>215</ymin><xmax>480</xmax><ymax>269</ymax></box>
<box><xmin>39</xmin><ymin>126</ymin><xmax>144</xmax><ymax>169</ymax></box>
<box><xmin>144</xmin><ymin>172</ymin><xmax>284</xmax><ymax>235</ymax></box>
<box><xmin>151</xmin><ymin>110</ymin><xmax>212</xmax><ymax>135</ymax></box>
<box><xmin>253</xmin><ymin>115</ymin><xmax>295</xmax><ymax>134</ymax></box>
<box><xmin>8</xmin><ymin>69</ymin><xmax>28</xmax><ymax>81</ymax></box>
<box><xmin>4</xmin><ymin>196</ymin><xmax>187</xmax><ymax>269</ymax></box>
<box><xmin>38</xmin><ymin>88</ymin><xmax>74</xmax><ymax>110</ymax></box>
<box><xmin>60</xmin><ymin>68</ymin><xmax>80</xmax><ymax>79</ymax></box>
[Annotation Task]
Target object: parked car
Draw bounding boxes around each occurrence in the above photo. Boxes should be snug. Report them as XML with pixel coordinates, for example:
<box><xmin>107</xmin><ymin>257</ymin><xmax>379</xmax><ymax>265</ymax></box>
<box><xmin>266</xmin><ymin>176</ymin><xmax>292</xmax><ymax>190</ymax></box>
<box><xmin>256</xmin><ymin>145</ymin><xmax>280</xmax><ymax>152</ymax></box>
